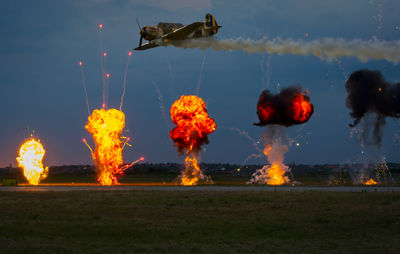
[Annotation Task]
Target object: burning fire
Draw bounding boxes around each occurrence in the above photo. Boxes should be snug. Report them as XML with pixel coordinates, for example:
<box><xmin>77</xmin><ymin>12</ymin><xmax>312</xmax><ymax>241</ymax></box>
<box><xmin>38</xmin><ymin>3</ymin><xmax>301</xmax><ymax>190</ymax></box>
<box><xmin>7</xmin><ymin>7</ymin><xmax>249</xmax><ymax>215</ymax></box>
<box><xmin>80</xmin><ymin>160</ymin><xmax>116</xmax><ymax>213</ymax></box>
<box><xmin>249</xmin><ymin>142</ymin><xmax>289</xmax><ymax>185</ymax></box>
<box><xmin>255</xmin><ymin>87</ymin><xmax>313</xmax><ymax>127</ymax></box>
<box><xmin>84</xmin><ymin>108</ymin><xmax>141</xmax><ymax>185</ymax></box>
<box><xmin>169</xmin><ymin>95</ymin><xmax>216</xmax><ymax>185</ymax></box>
<box><xmin>262</xmin><ymin>145</ymin><xmax>287</xmax><ymax>185</ymax></box>
<box><xmin>180</xmin><ymin>156</ymin><xmax>206</xmax><ymax>186</ymax></box>
<box><xmin>251</xmin><ymin>86</ymin><xmax>313</xmax><ymax>185</ymax></box>
<box><xmin>292</xmin><ymin>93</ymin><xmax>313</xmax><ymax>123</ymax></box>
<box><xmin>16</xmin><ymin>138</ymin><xmax>48</xmax><ymax>185</ymax></box>
<box><xmin>364</xmin><ymin>178</ymin><xmax>378</xmax><ymax>185</ymax></box>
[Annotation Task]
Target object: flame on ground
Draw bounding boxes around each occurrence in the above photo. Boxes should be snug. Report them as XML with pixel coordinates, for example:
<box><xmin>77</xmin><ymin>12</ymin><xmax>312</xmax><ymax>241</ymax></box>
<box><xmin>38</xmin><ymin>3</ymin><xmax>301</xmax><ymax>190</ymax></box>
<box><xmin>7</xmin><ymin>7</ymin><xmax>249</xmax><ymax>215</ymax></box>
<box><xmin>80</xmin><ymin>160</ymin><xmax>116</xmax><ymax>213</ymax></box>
<box><xmin>180</xmin><ymin>156</ymin><xmax>207</xmax><ymax>186</ymax></box>
<box><xmin>85</xmin><ymin>108</ymin><xmax>138</xmax><ymax>185</ymax></box>
<box><xmin>169</xmin><ymin>95</ymin><xmax>216</xmax><ymax>185</ymax></box>
<box><xmin>364</xmin><ymin>178</ymin><xmax>378</xmax><ymax>185</ymax></box>
<box><xmin>249</xmin><ymin>144</ymin><xmax>289</xmax><ymax>185</ymax></box>
<box><xmin>16</xmin><ymin>138</ymin><xmax>48</xmax><ymax>185</ymax></box>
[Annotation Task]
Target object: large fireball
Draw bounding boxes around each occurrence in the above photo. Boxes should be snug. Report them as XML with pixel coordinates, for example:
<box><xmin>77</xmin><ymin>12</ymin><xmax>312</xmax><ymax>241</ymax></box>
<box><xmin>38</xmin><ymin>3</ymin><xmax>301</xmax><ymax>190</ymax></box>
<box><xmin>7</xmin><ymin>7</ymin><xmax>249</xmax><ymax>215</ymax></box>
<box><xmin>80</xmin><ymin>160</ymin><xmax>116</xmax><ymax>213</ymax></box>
<box><xmin>169</xmin><ymin>95</ymin><xmax>216</xmax><ymax>185</ymax></box>
<box><xmin>255</xmin><ymin>86</ymin><xmax>313</xmax><ymax>126</ymax></box>
<box><xmin>170</xmin><ymin>95</ymin><xmax>216</xmax><ymax>154</ymax></box>
<box><xmin>16</xmin><ymin>138</ymin><xmax>48</xmax><ymax>185</ymax></box>
<box><xmin>85</xmin><ymin>108</ymin><xmax>127</xmax><ymax>185</ymax></box>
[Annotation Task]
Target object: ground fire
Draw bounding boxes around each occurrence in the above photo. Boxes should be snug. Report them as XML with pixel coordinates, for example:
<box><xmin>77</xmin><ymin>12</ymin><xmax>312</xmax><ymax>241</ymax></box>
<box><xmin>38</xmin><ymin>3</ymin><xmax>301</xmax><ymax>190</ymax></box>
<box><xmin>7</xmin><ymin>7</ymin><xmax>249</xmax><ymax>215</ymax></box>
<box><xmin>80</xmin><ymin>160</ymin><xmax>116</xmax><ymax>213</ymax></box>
<box><xmin>16</xmin><ymin>138</ymin><xmax>48</xmax><ymax>185</ymax></box>
<box><xmin>170</xmin><ymin>95</ymin><xmax>216</xmax><ymax>185</ymax></box>
<box><xmin>364</xmin><ymin>178</ymin><xmax>378</xmax><ymax>185</ymax></box>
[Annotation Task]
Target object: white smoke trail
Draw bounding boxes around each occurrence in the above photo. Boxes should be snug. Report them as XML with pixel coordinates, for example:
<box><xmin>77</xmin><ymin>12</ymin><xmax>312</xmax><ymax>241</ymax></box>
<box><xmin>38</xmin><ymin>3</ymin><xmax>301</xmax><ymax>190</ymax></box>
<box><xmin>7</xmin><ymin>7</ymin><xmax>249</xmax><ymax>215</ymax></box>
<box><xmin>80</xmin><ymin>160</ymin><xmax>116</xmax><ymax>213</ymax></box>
<box><xmin>171</xmin><ymin>37</ymin><xmax>400</xmax><ymax>64</ymax></box>
<box><xmin>153</xmin><ymin>81</ymin><xmax>170</xmax><ymax>128</ymax></box>
<box><xmin>223</xmin><ymin>127</ymin><xmax>263</xmax><ymax>154</ymax></box>
<box><xmin>259</xmin><ymin>53</ymin><xmax>272</xmax><ymax>91</ymax></box>
<box><xmin>370</xmin><ymin>0</ymin><xmax>385</xmax><ymax>38</ymax></box>
<box><xmin>195</xmin><ymin>55</ymin><xmax>206</xmax><ymax>96</ymax></box>
<box><xmin>165</xmin><ymin>56</ymin><xmax>176</xmax><ymax>100</ymax></box>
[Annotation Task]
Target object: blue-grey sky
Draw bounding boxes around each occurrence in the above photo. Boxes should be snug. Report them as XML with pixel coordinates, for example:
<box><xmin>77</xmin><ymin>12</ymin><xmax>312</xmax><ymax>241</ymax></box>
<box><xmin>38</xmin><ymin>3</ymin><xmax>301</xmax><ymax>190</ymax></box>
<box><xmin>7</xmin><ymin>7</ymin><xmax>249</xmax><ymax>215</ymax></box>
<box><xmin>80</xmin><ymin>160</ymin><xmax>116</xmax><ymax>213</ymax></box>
<box><xmin>1</xmin><ymin>0</ymin><xmax>400</xmax><ymax>166</ymax></box>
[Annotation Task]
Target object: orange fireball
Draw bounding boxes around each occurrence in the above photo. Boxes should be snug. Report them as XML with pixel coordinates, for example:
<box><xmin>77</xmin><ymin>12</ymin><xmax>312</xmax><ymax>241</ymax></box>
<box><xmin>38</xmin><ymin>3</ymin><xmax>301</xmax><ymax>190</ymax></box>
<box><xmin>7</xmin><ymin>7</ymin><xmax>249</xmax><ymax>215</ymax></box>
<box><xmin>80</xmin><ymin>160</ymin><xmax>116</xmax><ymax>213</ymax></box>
<box><xmin>170</xmin><ymin>95</ymin><xmax>216</xmax><ymax>154</ymax></box>
<box><xmin>169</xmin><ymin>95</ymin><xmax>216</xmax><ymax>185</ymax></box>
<box><xmin>255</xmin><ymin>86</ymin><xmax>313</xmax><ymax>126</ymax></box>
<box><xmin>85</xmin><ymin>108</ymin><xmax>128</xmax><ymax>185</ymax></box>
<box><xmin>291</xmin><ymin>93</ymin><xmax>313</xmax><ymax>123</ymax></box>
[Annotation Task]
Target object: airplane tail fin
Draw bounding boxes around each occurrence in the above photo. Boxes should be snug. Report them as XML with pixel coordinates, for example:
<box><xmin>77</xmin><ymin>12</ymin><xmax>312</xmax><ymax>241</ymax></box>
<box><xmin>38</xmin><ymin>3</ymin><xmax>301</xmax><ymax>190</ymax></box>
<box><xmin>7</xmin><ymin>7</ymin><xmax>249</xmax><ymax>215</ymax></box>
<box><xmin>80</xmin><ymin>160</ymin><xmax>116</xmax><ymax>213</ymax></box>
<box><xmin>204</xmin><ymin>13</ymin><xmax>221</xmax><ymax>35</ymax></box>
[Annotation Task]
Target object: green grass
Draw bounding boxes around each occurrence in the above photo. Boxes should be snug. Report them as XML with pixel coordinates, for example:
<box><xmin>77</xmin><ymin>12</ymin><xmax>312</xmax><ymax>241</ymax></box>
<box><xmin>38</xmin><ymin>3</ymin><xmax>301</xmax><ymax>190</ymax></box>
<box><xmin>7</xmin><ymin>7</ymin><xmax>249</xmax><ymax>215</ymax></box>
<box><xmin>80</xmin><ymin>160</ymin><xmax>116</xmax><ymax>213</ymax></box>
<box><xmin>0</xmin><ymin>191</ymin><xmax>399</xmax><ymax>253</ymax></box>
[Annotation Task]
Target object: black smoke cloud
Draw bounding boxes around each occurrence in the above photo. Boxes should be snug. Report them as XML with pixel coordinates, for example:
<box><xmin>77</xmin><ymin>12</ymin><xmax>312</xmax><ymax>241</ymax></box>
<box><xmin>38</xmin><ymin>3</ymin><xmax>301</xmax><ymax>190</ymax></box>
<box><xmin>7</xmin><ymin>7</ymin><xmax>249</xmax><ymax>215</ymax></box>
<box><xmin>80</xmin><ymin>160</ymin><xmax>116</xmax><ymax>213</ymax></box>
<box><xmin>254</xmin><ymin>85</ymin><xmax>314</xmax><ymax>127</ymax></box>
<box><xmin>345</xmin><ymin>69</ymin><xmax>400</xmax><ymax>145</ymax></box>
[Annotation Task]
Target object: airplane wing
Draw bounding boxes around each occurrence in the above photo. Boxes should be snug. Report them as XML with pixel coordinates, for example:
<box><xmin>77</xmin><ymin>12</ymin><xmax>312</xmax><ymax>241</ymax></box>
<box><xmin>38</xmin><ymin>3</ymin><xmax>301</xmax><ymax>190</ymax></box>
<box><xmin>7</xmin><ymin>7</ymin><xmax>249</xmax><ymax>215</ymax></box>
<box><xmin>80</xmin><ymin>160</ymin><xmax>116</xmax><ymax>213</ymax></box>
<box><xmin>134</xmin><ymin>42</ymin><xmax>160</xmax><ymax>51</ymax></box>
<box><xmin>162</xmin><ymin>22</ymin><xmax>203</xmax><ymax>40</ymax></box>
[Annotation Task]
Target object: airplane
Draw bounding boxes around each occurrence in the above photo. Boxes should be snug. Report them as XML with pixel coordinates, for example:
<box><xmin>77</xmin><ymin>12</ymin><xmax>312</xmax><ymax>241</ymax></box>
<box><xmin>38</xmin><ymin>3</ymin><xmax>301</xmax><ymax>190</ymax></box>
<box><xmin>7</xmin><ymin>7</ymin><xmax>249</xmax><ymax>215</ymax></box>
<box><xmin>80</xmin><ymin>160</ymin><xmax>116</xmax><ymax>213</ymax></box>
<box><xmin>134</xmin><ymin>13</ymin><xmax>221</xmax><ymax>51</ymax></box>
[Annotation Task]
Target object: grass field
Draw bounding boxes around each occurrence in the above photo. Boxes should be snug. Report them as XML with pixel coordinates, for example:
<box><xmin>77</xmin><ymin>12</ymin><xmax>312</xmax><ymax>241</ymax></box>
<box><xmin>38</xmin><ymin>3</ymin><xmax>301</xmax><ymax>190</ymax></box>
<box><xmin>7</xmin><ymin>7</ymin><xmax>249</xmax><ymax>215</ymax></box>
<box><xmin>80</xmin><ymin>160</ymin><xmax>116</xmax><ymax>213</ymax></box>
<box><xmin>0</xmin><ymin>190</ymin><xmax>399</xmax><ymax>253</ymax></box>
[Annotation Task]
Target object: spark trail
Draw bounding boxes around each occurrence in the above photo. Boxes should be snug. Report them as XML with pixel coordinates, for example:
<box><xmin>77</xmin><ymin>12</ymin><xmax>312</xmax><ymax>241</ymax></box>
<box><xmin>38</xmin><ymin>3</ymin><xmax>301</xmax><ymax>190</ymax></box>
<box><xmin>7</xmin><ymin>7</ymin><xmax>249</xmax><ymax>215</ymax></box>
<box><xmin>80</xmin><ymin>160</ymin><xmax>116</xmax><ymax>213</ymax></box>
<box><xmin>172</xmin><ymin>37</ymin><xmax>400</xmax><ymax>64</ymax></box>
<box><xmin>78</xmin><ymin>61</ymin><xmax>90</xmax><ymax>115</ymax></box>
<box><xmin>119</xmin><ymin>51</ymin><xmax>132</xmax><ymax>111</ymax></box>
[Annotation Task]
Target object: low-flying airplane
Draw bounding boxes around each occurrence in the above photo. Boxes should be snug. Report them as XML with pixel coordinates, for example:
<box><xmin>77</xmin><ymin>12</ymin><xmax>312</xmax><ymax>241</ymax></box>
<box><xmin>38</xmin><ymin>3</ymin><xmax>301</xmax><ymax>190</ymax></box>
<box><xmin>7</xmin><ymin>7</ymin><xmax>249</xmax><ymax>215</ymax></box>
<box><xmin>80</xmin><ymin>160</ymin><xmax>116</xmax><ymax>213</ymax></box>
<box><xmin>134</xmin><ymin>13</ymin><xmax>221</xmax><ymax>51</ymax></box>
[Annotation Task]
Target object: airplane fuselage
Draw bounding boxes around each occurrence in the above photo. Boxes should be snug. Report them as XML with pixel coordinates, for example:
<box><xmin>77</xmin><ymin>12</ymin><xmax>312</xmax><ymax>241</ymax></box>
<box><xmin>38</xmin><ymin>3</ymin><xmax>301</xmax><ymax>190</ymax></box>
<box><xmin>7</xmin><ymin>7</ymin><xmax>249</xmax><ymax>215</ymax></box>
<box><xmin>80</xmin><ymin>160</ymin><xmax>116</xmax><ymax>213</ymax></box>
<box><xmin>135</xmin><ymin>14</ymin><xmax>221</xmax><ymax>51</ymax></box>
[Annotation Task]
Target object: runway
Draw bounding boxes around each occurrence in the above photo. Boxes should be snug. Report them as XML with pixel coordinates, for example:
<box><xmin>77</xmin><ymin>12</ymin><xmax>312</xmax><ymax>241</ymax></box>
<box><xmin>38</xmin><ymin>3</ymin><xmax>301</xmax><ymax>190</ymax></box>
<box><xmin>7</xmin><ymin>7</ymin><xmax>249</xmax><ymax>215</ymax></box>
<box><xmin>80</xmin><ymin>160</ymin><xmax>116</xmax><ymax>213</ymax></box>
<box><xmin>1</xmin><ymin>184</ymin><xmax>400</xmax><ymax>192</ymax></box>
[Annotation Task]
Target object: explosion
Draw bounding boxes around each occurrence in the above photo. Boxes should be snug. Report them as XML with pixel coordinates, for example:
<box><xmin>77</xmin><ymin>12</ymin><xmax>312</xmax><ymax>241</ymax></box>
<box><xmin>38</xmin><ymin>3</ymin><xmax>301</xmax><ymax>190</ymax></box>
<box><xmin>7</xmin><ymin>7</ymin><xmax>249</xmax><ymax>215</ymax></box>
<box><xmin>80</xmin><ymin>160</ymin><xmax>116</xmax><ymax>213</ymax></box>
<box><xmin>249</xmin><ymin>141</ymin><xmax>289</xmax><ymax>185</ymax></box>
<box><xmin>255</xmin><ymin>86</ymin><xmax>313</xmax><ymax>126</ymax></box>
<box><xmin>250</xmin><ymin>86</ymin><xmax>313</xmax><ymax>185</ymax></box>
<box><xmin>85</xmin><ymin>108</ymin><xmax>141</xmax><ymax>185</ymax></box>
<box><xmin>364</xmin><ymin>178</ymin><xmax>378</xmax><ymax>185</ymax></box>
<box><xmin>16</xmin><ymin>138</ymin><xmax>48</xmax><ymax>185</ymax></box>
<box><xmin>346</xmin><ymin>70</ymin><xmax>400</xmax><ymax>146</ymax></box>
<box><xmin>346</xmin><ymin>69</ymin><xmax>398</xmax><ymax>184</ymax></box>
<box><xmin>169</xmin><ymin>95</ymin><xmax>216</xmax><ymax>185</ymax></box>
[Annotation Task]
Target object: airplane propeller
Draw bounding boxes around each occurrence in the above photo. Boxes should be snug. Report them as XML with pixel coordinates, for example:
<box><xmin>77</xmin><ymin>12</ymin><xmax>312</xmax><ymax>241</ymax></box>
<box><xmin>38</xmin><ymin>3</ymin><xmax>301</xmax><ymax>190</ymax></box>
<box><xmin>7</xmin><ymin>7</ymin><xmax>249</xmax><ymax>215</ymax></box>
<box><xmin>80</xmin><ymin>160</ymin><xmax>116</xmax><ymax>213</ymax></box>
<box><xmin>136</xmin><ymin>18</ymin><xmax>145</xmax><ymax>47</ymax></box>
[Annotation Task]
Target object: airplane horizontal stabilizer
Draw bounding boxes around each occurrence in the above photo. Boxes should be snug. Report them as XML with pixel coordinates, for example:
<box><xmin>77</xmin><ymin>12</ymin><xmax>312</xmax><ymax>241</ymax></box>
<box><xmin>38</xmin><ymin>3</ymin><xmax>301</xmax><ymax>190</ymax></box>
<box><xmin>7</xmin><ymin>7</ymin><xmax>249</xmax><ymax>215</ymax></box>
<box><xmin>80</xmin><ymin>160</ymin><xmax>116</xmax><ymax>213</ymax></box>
<box><xmin>134</xmin><ymin>43</ymin><xmax>159</xmax><ymax>51</ymax></box>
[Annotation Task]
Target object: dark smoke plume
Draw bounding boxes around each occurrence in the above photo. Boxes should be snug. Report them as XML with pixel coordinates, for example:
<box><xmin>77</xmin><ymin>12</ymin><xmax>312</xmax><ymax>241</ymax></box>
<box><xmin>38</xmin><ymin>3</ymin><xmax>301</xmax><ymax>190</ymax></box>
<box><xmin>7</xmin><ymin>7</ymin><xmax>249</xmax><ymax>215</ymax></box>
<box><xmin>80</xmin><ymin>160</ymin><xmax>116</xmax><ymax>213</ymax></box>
<box><xmin>255</xmin><ymin>85</ymin><xmax>314</xmax><ymax>127</ymax></box>
<box><xmin>345</xmin><ymin>69</ymin><xmax>400</xmax><ymax>145</ymax></box>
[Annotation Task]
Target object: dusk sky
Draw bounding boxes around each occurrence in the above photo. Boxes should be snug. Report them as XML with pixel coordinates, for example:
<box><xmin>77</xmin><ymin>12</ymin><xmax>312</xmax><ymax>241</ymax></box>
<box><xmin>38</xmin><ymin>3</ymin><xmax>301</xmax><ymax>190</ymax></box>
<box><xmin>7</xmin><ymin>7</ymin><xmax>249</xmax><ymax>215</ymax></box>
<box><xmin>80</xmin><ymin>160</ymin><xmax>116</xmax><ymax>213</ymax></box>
<box><xmin>1</xmin><ymin>0</ymin><xmax>400</xmax><ymax>166</ymax></box>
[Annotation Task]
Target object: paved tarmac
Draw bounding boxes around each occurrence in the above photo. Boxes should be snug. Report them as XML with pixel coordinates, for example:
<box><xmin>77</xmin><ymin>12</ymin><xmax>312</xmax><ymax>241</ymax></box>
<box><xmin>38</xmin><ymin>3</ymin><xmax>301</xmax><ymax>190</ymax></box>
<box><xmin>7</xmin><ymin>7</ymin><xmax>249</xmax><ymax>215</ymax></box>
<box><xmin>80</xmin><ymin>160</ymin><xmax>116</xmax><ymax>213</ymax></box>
<box><xmin>1</xmin><ymin>185</ymin><xmax>399</xmax><ymax>192</ymax></box>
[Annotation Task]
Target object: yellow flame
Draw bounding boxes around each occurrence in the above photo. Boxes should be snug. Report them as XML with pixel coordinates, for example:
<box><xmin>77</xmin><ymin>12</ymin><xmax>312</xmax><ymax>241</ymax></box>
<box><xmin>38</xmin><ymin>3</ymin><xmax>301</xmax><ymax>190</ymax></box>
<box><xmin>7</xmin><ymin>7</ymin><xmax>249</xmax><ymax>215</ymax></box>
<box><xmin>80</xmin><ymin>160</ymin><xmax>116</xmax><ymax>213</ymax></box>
<box><xmin>180</xmin><ymin>156</ymin><xmax>204</xmax><ymax>186</ymax></box>
<box><xmin>266</xmin><ymin>163</ymin><xmax>286</xmax><ymax>185</ymax></box>
<box><xmin>16</xmin><ymin>138</ymin><xmax>48</xmax><ymax>185</ymax></box>
<box><xmin>364</xmin><ymin>178</ymin><xmax>378</xmax><ymax>185</ymax></box>
<box><xmin>263</xmin><ymin>145</ymin><xmax>286</xmax><ymax>185</ymax></box>
<box><xmin>85</xmin><ymin>108</ymin><xmax>126</xmax><ymax>185</ymax></box>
